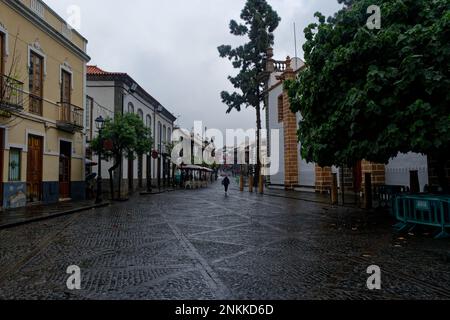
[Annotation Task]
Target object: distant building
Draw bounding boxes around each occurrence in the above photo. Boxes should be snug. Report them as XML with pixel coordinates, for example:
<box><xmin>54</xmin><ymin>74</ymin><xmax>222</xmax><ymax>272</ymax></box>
<box><xmin>0</xmin><ymin>0</ymin><xmax>90</xmax><ymax>208</ymax></box>
<box><xmin>172</xmin><ymin>128</ymin><xmax>213</xmax><ymax>166</ymax></box>
<box><xmin>86</xmin><ymin>66</ymin><xmax>176</xmax><ymax>197</ymax></box>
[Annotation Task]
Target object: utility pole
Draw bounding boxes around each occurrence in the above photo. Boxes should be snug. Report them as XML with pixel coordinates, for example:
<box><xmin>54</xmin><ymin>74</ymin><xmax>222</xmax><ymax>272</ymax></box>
<box><xmin>294</xmin><ymin>22</ymin><xmax>298</xmax><ymax>69</ymax></box>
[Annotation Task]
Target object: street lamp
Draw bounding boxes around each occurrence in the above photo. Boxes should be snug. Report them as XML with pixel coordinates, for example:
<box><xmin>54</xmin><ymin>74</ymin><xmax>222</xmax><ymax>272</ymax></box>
<box><xmin>95</xmin><ymin>116</ymin><xmax>105</xmax><ymax>204</ymax></box>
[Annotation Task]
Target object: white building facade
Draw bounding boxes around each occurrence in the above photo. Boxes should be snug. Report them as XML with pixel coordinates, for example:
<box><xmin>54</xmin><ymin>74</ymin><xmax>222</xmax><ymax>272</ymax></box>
<box><xmin>86</xmin><ymin>66</ymin><xmax>176</xmax><ymax>197</ymax></box>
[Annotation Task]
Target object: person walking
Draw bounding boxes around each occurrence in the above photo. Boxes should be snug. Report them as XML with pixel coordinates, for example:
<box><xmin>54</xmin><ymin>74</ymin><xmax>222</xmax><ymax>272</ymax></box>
<box><xmin>222</xmin><ymin>175</ymin><xmax>230</xmax><ymax>195</ymax></box>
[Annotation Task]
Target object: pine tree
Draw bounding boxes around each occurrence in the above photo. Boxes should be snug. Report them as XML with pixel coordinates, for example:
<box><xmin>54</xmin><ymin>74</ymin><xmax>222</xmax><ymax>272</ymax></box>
<box><xmin>218</xmin><ymin>0</ymin><xmax>280</xmax><ymax>183</ymax></box>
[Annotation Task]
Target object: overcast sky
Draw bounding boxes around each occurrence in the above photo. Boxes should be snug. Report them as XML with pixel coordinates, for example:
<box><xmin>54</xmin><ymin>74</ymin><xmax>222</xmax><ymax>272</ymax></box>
<box><xmin>45</xmin><ymin>0</ymin><xmax>342</xmax><ymax>142</ymax></box>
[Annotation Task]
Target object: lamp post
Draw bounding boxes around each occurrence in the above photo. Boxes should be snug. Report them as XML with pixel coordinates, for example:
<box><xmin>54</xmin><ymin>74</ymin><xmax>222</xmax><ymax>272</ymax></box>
<box><xmin>146</xmin><ymin>152</ymin><xmax>152</xmax><ymax>193</ymax></box>
<box><xmin>95</xmin><ymin>116</ymin><xmax>105</xmax><ymax>204</ymax></box>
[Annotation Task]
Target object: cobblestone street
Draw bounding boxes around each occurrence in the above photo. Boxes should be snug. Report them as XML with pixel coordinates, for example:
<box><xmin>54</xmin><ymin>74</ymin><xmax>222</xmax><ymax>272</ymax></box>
<box><xmin>0</xmin><ymin>182</ymin><xmax>449</xmax><ymax>300</ymax></box>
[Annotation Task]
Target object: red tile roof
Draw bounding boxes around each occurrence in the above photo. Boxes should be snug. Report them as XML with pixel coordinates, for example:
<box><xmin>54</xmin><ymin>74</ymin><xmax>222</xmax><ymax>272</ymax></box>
<box><xmin>87</xmin><ymin>65</ymin><xmax>126</xmax><ymax>76</ymax></box>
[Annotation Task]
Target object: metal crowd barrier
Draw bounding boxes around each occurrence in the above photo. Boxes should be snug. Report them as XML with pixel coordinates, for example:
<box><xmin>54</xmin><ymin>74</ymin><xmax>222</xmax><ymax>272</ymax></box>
<box><xmin>394</xmin><ymin>195</ymin><xmax>450</xmax><ymax>239</ymax></box>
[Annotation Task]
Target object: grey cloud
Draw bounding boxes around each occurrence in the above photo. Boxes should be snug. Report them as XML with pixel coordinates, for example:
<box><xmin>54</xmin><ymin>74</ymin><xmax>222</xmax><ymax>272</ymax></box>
<box><xmin>45</xmin><ymin>0</ymin><xmax>342</xmax><ymax>139</ymax></box>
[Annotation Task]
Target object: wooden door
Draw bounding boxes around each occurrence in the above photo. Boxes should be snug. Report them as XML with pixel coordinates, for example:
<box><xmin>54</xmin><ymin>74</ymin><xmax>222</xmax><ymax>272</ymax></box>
<box><xmin>27</xmin><ymin>135</ymin><xmax>43</xmax><ymax>202</ymax></box>
<box><xmin>60</xmin><ymin>70</ymin><xmax>71</xmax><ymax>121</ymax></box>
<box><xmin>29</xmin><ymin>52</ymin><xmax>43</xmax><ymax>115</ymax></box>
<box><xmin>59</xmin><ymin>141</ymin><xmax>71</xmax><ymax>199</ymax></box>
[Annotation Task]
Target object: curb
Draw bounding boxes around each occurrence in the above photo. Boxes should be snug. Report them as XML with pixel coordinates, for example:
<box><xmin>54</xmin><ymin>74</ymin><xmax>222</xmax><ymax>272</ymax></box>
<box><xmin>140</xmin><ymin>189</ymin><xmax>177</xmax><ymax>196</ymax></box>
<box><xmin>233</xmin><ymin>187</ymin><xmax>365</xmax><ymax>210</ymax></box>
<box><xmin>0</xmin><ymin>202</ymin><xmax>110</xmax><ymax>230</ymax></box>
<box><xmin>263</xmin><ymin>192</ymin><xmax>336</xmax><ymax>206</ymax></box>
<box><xmin>261</xmin><ymin>192</ymin><xmax>381</xmax><ymax>212</ymax></box>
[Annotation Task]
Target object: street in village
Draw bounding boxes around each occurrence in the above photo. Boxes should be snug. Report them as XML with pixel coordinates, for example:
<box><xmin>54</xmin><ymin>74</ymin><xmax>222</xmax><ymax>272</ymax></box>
<box><xmin>0</xmin><ymin>181</ymin><xmax>449</xmax><ymax>300</ymax></box>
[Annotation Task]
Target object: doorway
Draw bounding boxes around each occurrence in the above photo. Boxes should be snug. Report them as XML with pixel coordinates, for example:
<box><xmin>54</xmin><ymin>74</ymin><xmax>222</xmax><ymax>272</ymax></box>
<box><xmin>59</xmin><ymin>141</ymin><xmax>71</xmax><ymax>199</ymax></box>
<box><xmin>27</xmin><ymin>135</ymin><xmax>43</xmax><ymax>203</ymax></box>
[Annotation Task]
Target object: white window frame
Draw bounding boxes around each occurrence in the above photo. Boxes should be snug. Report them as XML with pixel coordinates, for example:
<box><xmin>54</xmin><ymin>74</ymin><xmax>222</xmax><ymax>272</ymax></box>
<box><xmin>8</xmin><ymin>147</ymin><xmax>22</xmax><ymax>182</ymax></box>
<box><xmin>168</xmin><ymin>128</ymin><xmax>172</xmax><ymax>143</ymax></box>
<box><xmin>128</xmin><ymin>102</ymin><xmax>134</xmax><ymax>114</ymax></box>
<box><xmin>28</xmin><ymin>43</ymin><xmax>47</xmax><ymax>77</ymax></box>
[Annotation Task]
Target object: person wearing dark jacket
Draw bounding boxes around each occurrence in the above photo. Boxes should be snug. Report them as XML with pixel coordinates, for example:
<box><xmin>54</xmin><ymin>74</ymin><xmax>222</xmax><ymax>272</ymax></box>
<box><xmin>222</xmin><ymin>176</ymin><xmax>230</xmax><ymax>194</ymax></box>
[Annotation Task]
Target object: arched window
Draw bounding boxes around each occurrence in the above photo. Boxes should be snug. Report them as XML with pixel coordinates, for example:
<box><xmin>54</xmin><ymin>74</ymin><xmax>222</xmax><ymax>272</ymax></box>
<box><xmin>137</xmin><ymin>109</ymin><xmax>144</xmax><ymax>120</ymax></box>
<box><xmin>128</xmin><ymin>102</ymin><xmax>134</xmax><ymax>114</ymax></box>
<box><xmin>277</xmin><ymin>95</ymin><xmax>284</xmax><ymax>123</ymax></box>
<box><xmin>146</xmin><ymin>115</ymin><xmax>151</xmax><ymax>128</ymax></box>
<box><xmin>163</xmin><ymin>125</ymin><xmax>167</xmax><ymax>143</ymax></box>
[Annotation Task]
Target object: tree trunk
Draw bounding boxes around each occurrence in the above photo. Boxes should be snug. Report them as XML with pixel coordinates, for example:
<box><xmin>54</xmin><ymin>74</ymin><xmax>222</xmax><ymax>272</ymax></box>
<box><xmin>108</xmin><ymin>166</ymin><xmax>115</xmax><ymax>201</ymax></box>
<box><xmin>108</xmin><ymin>154</ymin><xmax>121</xmax><ymax>200</ymax></box>
<box><xmin>255</xmin><ymin>89</ymin><xmax>262</xmax><ymax>188</ymax></box>
<box><xmin>255</xmin><ymin>106</ymin><xmax>261</xmax><ymax>187</ymax></box>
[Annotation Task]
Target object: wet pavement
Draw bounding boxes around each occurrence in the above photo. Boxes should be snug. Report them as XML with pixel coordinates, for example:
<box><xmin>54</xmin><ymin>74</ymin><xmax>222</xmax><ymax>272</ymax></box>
<box><xmin>0</xmin><ymin>181</ymin><xmax>449</xmax><ymax>300</ymax></box>
<box><xmin>0</xmin><ymin>200</ymin><xmax>108</xmax><ymax>229</ymax></box>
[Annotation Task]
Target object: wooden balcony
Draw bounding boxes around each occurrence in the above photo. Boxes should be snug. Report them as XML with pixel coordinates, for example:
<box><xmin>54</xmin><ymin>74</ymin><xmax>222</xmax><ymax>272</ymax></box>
<box><xmin>0</xmin><ymin>75</ymin><xmax>24</xmax><ymax>112</ymax></box>
<box><xmin>57</xmin><ymin>101</ymin><xmax>83</xmax><ymax>133</ymax></box>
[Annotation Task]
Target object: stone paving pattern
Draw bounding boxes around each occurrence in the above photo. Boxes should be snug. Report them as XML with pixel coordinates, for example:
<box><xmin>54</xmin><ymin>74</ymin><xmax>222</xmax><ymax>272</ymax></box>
<box><xmin>0</xmin><ymin>182</ymin><xmax>449</xmax><ymax>300</ymax></box>
<box><xmin>0</xmin><ymin>200</ymin><xmax>106</xmax><ymax>228</ymax></box>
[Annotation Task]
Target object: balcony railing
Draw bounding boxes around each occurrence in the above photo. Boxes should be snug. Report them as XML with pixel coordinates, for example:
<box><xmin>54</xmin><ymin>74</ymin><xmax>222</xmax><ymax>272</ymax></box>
<box><xmin>273</xmin><ymin>60</ymin><xmax>287</xmax><ymax>72</ymax></box>
<box><xmin>0</xmin><ymin>75</ymin><xmax>24</xmax><ymax>111</ymax></box>
<box><xmin>57</xmin><ymin>101</ymin><xmax>83</xmax><ymax>132</ymax></box>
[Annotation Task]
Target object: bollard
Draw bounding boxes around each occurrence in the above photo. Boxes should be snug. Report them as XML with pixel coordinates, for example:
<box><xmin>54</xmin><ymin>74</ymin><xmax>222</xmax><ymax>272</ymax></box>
<box><xmin>239</xmin><ymin>175</ymin><xmax>244</xmax><ymax>192</ymax></box>
<box><xmin>331</xmin><ymin>173</ymin><xmax>338</xmax><ymax>205</ymax></box>
<box><xmin>410</xmin><ymin>170</ymin><xmax>420</xmax><ymax>194</ymax></box>
<box><xmin>249</xmin><ymin>176</ymin><xmax>254</xmax><ymax>193</ymax></box>
<box><xmin>258</xmin><ymin>175</ymin><xmax>264</xmax><ymax>194</ymax></box>
<box><xmin>363</xmin><ymin>173</ymin><xmax>373</xmax><ymax>210</ymax></box>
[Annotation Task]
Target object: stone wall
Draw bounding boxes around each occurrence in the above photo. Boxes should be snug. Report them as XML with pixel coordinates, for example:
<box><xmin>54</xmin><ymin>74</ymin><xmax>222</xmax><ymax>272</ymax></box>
<box><xmin>315</xmin><ymin>166</ymin><xmax>333</xmax><ymax>193</ymax></box>
<box><xmin>361</xmin><ymin>160</ymin><xmax>386</xmax><ymax>188</ymax></box>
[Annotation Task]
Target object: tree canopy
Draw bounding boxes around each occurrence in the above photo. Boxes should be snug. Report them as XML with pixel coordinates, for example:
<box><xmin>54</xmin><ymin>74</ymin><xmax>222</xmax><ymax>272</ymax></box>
<box><xmin>218</xmin><ymin>0</ymin><xmax>280</xmax><ymax>113</ymax></box>
<box><xmin>286</xmin><ymin>0</ymin><xmax>450</xmax><ymax>171</ymax></box>
<box><xmin>91</xmin><ymin>113</ymin><xmax>152</xmax><ymax>199</ymax></box>
<box><xmin>91</xmin><ymin>113</ymin><xmax>152</xmax><ymax>160</ymax></box>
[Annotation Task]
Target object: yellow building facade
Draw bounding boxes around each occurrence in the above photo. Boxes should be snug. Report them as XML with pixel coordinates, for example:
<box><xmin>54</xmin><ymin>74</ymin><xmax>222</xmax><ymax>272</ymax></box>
<box><xmin>0</xmin><ymin>0</ymin><xmax>90</xmax><ymax>208</ymax></box>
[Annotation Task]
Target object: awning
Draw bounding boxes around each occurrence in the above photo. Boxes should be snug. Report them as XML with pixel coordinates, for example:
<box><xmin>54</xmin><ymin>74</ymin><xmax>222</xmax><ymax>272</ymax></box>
<box><xmin>85</xmin><ymin>159</ymin><xmax>98</xmax><ymax>167</ymax></box>
<box><xmin>179</xmin><ymin>165</ymin><xmax>213</xmax><ymax>172</ymax></box>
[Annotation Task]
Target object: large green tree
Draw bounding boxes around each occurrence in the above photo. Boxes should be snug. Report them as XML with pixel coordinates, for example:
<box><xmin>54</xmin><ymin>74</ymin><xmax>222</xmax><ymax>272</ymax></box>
<box><xmin>287</xmin><ymin>0</ymin><xmax>450</xmax><ymax>190</ymax></box>
<box><xmin>218</xmin><ymin>0</ymin><xmax>280</xmax><ymax>182</ymax></box>
<box><xmin>91</xmin><ymin>113</ymin><xmax>152</xmax><ymax>199</ymax></box>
